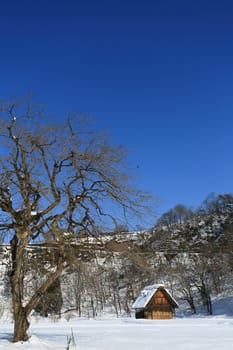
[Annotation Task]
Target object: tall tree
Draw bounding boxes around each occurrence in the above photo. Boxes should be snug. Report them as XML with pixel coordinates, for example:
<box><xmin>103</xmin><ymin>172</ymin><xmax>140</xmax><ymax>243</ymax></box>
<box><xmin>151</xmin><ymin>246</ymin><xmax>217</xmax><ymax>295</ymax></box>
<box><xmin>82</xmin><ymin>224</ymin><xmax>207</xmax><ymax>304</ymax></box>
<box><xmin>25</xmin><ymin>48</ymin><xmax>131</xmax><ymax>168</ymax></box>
<box><xmin>0</xmin><ymin>100</ymin><xmax>152</xmax><ymax>342</ymax></box>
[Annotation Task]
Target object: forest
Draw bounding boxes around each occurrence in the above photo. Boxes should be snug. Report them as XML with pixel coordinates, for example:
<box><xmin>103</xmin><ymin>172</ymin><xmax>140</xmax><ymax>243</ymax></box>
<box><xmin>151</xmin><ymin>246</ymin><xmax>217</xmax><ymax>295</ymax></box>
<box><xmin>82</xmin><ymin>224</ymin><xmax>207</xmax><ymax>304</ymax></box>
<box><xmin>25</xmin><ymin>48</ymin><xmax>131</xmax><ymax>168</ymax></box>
<box><xmin>0</xmin><ymin>192</ymin><xmax>232</xmax><ymax>320</ymax></box>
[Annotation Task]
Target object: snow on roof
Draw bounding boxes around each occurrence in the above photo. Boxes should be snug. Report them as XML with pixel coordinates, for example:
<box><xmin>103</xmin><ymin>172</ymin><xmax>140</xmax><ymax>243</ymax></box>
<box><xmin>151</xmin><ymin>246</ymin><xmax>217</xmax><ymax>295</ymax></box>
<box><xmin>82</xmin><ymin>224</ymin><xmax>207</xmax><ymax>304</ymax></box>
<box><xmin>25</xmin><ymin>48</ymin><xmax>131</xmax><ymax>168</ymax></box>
<box><xmin>132</xmin><ymin>284</ymin><xmax>163</xmax><ymax>309</ymax></box>
<box><xmin>132</xmin><ymin>284</ymin><xmax>178</xmax><ymax>309</ymax></box>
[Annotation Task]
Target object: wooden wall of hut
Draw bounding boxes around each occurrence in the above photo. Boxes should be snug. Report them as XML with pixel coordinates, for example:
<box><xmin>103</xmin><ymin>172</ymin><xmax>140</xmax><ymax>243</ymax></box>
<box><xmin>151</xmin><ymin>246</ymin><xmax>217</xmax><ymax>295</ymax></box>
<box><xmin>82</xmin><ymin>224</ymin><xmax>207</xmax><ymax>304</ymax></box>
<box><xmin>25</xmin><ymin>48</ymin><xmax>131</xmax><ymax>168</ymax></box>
<box><xmin>144</xmin><ymin>289</ymin><xmax>174</xmax><ymax>319</ymax></box>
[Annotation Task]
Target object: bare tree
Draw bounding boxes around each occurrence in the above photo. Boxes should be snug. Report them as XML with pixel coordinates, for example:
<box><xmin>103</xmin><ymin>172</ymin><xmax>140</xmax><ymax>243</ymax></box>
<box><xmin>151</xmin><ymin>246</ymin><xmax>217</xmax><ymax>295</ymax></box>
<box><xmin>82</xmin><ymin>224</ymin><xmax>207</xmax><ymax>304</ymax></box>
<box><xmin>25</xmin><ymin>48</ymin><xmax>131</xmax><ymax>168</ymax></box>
<box><xmin>0</xmin><ymin>100</ymin><xmax>153</xmax><ymax>342</ymax></box>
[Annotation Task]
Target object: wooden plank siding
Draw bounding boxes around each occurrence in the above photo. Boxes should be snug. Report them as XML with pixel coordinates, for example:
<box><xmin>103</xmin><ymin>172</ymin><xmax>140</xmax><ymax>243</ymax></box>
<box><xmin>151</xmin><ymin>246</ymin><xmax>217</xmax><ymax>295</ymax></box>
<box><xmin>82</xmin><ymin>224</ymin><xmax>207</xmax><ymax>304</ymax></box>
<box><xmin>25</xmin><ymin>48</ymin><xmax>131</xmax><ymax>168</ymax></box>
<box><xmin>145</xmin><ymin>310</ymin><xmax>173</xmax><ymax>319</ymax></box>
<box><xmin>144</xmin><ymin>289</ymin><xmax>174</xmax><ymax>319</ymax></box>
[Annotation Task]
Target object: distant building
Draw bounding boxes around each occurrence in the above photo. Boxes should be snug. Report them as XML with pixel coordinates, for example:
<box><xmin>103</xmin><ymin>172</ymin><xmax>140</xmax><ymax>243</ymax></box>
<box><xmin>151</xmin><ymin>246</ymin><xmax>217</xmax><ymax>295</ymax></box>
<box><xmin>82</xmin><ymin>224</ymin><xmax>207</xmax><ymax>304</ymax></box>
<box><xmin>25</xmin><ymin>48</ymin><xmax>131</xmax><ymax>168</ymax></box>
<box><xmin>132</xmin><ymin>284</ymin><xmax>178</xmax><ymax>319</ymax></box>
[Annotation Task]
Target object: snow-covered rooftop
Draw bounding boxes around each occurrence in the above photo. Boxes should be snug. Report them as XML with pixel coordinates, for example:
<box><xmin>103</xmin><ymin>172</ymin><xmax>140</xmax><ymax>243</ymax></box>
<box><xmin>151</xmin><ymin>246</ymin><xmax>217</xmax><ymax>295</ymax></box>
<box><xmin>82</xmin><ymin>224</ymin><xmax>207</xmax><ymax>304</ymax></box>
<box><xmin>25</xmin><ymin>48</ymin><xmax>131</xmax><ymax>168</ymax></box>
<box><xmin>132</xmin><ymin>284</ymin><xmax>163</xmax><ymax>309</ymax></box>
<box><xmin>132</xmin><ymin>284</ymin><xmax>178</xmax><ymax>309</ymax></box>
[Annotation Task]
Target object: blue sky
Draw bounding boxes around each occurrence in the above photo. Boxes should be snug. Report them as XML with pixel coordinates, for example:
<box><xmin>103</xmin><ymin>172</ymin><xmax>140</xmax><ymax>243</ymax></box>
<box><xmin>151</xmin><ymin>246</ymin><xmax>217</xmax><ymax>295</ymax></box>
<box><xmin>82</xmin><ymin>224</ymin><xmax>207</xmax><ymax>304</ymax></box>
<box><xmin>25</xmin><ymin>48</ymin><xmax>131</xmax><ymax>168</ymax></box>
<box><xmin>0</xmin><ymin>0</ymin><xmax>233</xmax><ymax>219</ymax></box>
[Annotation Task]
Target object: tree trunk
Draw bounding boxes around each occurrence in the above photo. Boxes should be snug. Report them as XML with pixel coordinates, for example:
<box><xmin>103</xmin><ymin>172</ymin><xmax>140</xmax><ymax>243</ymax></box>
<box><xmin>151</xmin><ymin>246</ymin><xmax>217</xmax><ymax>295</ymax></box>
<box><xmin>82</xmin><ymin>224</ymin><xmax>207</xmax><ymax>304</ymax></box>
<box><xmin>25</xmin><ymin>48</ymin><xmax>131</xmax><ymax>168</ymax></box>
<box><xmin>9</xmin><ymin>234</ymin><xmax>30</xmax><ymax>342</ymax></box>
<box><xmin>9</xmin><ymin>232</ymin><xmax>65</xmax><ymax>342</ymax></box>
<box><xmin>12</xmin><ymin>308</ymin><xmax>30</xmax><ymax>342</ymax></box>
<box><xmin>206</xmin><ymin>295</ymin><xmax>213</xmax><ymax>315</ymax></box>
<box><xmin>183</xmin><ymin>289</ymin><xmax>196</xmax><ymax>314</ymax></box>
<box><xmin>186</xmin><ymin>297</ymin><xmax>196</xmax><ymax>314</ymax></box>
<box><xmin>197</xmin><ymin>280</ymin><xmax>212</xmax><ymax>315</ymax></box>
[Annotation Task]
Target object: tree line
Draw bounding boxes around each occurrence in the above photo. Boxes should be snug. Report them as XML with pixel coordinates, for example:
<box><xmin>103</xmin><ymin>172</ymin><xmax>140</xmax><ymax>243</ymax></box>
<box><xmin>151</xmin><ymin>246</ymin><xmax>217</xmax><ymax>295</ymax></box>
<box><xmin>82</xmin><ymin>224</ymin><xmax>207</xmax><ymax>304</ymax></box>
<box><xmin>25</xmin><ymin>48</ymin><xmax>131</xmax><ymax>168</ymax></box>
<box><xmin>1</xmin><ymin>191</ymin><xmax>232</xmax><ymax>320</ymax></box>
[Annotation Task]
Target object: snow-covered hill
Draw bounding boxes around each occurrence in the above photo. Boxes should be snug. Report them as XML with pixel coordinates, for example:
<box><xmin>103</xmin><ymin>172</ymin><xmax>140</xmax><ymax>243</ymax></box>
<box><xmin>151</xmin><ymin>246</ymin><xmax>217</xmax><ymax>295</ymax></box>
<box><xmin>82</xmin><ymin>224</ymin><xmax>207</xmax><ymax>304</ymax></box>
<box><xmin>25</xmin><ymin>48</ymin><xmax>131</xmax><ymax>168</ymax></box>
<box><xmin>0</xmin><ymin>193</ymin><xmax>232</xmax><ymax>320</ymax></box>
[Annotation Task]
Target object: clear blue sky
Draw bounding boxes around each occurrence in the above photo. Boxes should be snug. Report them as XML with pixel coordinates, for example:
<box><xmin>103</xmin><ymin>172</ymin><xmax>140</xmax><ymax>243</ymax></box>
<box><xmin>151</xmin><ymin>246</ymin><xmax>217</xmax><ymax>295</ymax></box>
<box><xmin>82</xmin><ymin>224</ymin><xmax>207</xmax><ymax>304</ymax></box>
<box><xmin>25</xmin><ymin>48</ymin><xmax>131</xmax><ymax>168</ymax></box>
<box><xmin>0</xmin><ymin>0</ymin><xmax>233</xmax><ymax>218</ymax></box>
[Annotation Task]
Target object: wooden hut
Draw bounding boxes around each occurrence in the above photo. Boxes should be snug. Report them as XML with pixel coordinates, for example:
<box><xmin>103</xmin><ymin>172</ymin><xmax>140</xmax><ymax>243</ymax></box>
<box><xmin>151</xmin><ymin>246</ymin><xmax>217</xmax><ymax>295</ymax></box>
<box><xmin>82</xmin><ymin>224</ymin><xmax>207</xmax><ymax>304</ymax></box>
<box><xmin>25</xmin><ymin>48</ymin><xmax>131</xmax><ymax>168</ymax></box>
<box><xmin>132</xmin><ymin>284</ymin><xmax>178</xmax><ymax>319</ymax></box>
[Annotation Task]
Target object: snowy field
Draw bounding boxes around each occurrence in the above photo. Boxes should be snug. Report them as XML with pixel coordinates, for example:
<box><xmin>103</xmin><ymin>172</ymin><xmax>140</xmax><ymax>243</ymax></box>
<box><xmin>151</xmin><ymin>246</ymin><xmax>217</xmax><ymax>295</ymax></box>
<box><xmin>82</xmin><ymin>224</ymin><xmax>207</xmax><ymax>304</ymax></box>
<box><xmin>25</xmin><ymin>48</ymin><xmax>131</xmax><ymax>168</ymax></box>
<box><xmin>0</xmin><ymin>317</ymin><xmax>233</xmax><ymax>349</ymax></box>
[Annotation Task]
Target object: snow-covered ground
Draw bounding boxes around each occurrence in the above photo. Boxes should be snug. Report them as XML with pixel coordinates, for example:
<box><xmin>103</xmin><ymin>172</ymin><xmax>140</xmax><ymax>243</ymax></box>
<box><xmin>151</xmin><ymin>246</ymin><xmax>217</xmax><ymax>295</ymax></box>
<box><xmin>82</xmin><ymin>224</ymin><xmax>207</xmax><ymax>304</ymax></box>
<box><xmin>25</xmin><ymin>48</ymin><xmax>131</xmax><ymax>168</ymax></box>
<box><xmin>0</xmin><ymin>317</ymin><xmax>233</xmax><ymax>349</ymax></box>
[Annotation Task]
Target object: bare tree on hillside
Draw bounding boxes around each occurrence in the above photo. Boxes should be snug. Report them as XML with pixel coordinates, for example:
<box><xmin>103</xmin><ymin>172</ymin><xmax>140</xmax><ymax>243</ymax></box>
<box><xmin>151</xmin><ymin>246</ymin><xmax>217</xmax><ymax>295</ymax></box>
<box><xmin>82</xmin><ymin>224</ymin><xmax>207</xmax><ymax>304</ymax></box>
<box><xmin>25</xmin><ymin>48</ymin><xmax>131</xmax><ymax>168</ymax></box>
<box><xmin>0</xmin><ymin>100</ymin><xmax>153</xmax><ymax>342</ymax></box>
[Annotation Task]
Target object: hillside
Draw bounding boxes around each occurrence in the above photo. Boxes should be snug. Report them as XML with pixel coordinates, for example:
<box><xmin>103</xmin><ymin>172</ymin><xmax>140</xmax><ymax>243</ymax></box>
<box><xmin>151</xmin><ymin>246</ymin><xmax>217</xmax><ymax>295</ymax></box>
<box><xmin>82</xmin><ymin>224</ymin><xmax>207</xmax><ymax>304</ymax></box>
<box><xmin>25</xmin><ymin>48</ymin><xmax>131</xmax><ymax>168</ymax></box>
<box><xmin>0</xmin><ymin>193</ymin><xmax>233</xmax><ymax>320</ymax></box>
